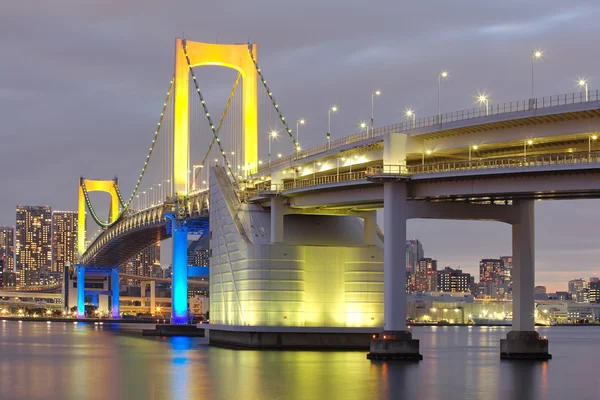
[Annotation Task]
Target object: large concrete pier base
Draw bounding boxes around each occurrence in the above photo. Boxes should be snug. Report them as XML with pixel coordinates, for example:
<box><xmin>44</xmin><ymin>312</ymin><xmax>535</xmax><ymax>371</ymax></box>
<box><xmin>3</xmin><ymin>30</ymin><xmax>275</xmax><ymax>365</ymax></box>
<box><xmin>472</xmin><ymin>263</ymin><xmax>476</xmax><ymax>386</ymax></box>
<box><xmin>367</xmin><ymin>330</ymin><xmax>423</xmax><ymax>361</ymax></box>
<box><xmin>500</xmin><ymin>331</ymin><xmax>552</xmax><ymax>360</ymax></box>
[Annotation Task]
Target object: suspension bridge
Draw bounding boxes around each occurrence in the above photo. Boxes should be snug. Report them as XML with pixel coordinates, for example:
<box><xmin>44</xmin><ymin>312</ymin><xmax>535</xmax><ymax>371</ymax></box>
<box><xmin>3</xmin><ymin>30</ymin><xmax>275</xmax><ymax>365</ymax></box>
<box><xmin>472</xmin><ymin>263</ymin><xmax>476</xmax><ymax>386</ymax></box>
<box><xmin>75</xmin><ymin>38</ymin><xmax>600</xmax><ymax>359</ymax></box>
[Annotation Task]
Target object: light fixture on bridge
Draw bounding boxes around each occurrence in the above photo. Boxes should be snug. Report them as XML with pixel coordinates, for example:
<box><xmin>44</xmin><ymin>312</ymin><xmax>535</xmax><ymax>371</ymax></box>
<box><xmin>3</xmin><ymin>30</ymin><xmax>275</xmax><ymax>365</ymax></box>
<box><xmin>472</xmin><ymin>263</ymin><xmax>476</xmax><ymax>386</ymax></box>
<box><xmin>296</xmin><ymin>119</ymin><xmax>306</xmax><ymax>144</ymax></box>
<box><xmin>359</xmin><ymin>121</ymin><xmax>368</xmax><ymax>135</ymax></box>
<box><xmin>532</xmin><ymin>50</ymin><xmax>543</xmax><ymax>99</ymax></box>
<box><xmin>405</xmin><ymin>109</ymin><xmax>416</xmax><ymax>129</ymax></box>
<box><xmin>589</xmin><ymin>135</ymin><xmax>598</xmax><ymax>156</ymax></box>
<box><xmin>268</xmin><ymin>130</ymin><xmax>278</xmax><ymax>167</ymax></box>
<box><xmin>425</xmin><ymin>150</ymin><xmax>432</xmax><ymax>155</ymax></box>
<box><xmin>438</xmin><ymin>71</ymin><xmax>449</xmax><ymax>124</ymax></box>
<box><xmin>524</xmin><ymin>139</ymin><xmax>534</xmax><ymax>160</ymax></box>
<box><xmin>328</xmin><ymin>106</ymin><xmax>338</xmax><ymax>150</ymax></box>
<box><xmin>469</xmin><ymin>145</ymin><xmax>478</xmax><ymax>162</ymax></box>
<box><xmin>578</xmin><ymin>78</ymin><xmax>589</xmax><ymax>102</ymax></box>
<box><xmin>371</xmin><ymin>90</ymin><xmax>381</xmax><ymax>137</ymax></box>
<box><xmin>477</xmin><ymin>94</ymin><xmax>489</xmax><ymax>116</ymax></box>
<box><xmin>277</xmin><ymin>153</ymin><xmax>282</xmax><ymax>158</ymax></box>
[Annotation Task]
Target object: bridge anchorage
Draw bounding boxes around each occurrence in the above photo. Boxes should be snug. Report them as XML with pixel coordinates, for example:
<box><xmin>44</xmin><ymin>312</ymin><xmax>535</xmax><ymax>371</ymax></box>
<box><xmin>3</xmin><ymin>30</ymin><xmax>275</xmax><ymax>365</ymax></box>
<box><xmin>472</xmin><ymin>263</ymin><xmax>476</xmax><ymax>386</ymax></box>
<box><xmin>77</xmin><ymin>37</ymin><xmax>600</xmax><ymax>359</ymax></box>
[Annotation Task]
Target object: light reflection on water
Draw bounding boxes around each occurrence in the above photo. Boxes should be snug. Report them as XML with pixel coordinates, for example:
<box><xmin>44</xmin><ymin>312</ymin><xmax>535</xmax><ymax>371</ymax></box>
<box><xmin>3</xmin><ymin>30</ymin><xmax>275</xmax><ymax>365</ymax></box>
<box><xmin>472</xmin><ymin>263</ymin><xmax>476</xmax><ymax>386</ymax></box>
<box><xmin>0</xmin><ymin>322</ymin><xmax>597</xmax><ymax>400</ymax></box>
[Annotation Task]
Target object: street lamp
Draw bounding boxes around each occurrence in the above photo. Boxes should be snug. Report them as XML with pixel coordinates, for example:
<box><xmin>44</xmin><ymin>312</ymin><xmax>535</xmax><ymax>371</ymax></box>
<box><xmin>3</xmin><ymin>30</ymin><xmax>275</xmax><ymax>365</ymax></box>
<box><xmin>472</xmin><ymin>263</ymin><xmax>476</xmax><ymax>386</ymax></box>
<box><xmin>268</xmin><ymin>130</ymin><xmax>278</xmax><ymax>167</ymax></box>
<box><xmin>477</xmin><ymin>94</ymin><xmax>489</xmax><ymax>116</ymax></box>
<box><xmin>359</xmin><ymin>121</ymin><xmax>368</xmax><ymax>137</ymax></box>
<box><xmin>337</xmin><ymin>157</ymin><xmax>345</xmax><ymax>181</ymax></box>
<box><xmin>328</xmin><ymin>106</ymin><xmax>338</xmax><ymax>149</ymax></box>
<box><xmin>296</xmin><ymin>119</ymin><xmax>306</xmax><ymax>144</ymax></box>
<box><xmin>524</xmin><ymin>139</ymin><xmax>533</xmax><ymax>160</ymax></box>
<box><xmin>422</xmin><ymin>149</ymin><xmax>432</xmax><ymax>166</ymax></box>
<box><xmin>371</xmin><ymin>90</ymin><xmax>381</xmax><ymax>137</ymax></box>
<box><xmin>578</xmin><ymin>79</ymin><xmax>589</xmax><ymax>102</ymax></box>
<box><xmin>438</xmin><ymin>71</ymin><xmax>448</xmax><ymax>124</ymax></box>
<box><xmin>405</xmin><ymin>109</ymin><xmax>416</xmax><ymax>129</ymax></box>
<box><xmin>469</xmin><ymin>145</ymin><xmax>478</xmax><ymax>163</ymax></box>
<box><xmin>589</xmin><ymin>135</ymin><xmax>597</xmax><ymax>157</ymax></box>
<box><xmin>532</xmin><ymin>50</ymin><xmax>543</xmax><ymax>99</ymax></box>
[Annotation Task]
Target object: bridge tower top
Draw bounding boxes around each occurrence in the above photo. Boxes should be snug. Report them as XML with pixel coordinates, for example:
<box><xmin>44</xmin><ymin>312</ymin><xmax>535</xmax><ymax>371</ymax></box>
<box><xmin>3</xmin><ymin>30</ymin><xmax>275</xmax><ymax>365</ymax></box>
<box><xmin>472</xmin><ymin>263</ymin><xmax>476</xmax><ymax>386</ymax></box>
<box><xmin>173</xmin><ymin>38</ymin><xmax>258</xmax><ymax>195</ymax></box>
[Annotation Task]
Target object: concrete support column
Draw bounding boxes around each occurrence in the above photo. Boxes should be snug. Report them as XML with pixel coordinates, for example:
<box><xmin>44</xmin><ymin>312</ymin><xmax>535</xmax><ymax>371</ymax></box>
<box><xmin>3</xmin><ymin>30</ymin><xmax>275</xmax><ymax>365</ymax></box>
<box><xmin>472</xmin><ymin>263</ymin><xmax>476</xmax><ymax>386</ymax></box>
<box><xmin>383</xmin><ymin>181</ymin><xmax>407</xmax><ymax>331</ymax></box>
<box><xmin>270</xmin><ymin>196</ymin><xmax>284</xmax><ymax>243</ymax></box>
<box><xmin>368</xmin><ymin>179</ymin><xmax>421</xmax><ymax>361</ymax></box>
<box><xmin>501</xmin><ymin>199</ymin><xmax>551</xmax><ymax>360</ymax></box>
<box><xmin>150</xmin><ymin>280</ymin><xmax>156</xmax><ymax>315</ymax></box>
<box><xmin>512</xmin><ymin>199</ymin><xmax>535</xmax><ymax>332</ymax></box>
<box><xmin>171</xmin><ymin>223</ymin><xmax>189</xmax><ymax>324</ymax></box>
<box><xmin>111</xmin><ymin>268</ymin><xmax>120</xmax><ymax>319</ymax></box>
<box><xmin>77</xmin><ymin>266</ymin><xmax>85</xmax><ymax>318</ymax></box>
<box><xmin>363</xmin><ymin>211</ymin><xmax>378</xmax><ymax>246</ymax></box>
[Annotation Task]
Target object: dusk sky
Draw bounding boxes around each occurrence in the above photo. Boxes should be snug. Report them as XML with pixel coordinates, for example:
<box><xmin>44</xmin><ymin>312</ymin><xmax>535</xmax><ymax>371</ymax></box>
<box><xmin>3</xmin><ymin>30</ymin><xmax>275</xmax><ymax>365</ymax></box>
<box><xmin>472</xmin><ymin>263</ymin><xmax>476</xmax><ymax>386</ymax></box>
<box><xmin>2</xmin><ymin>1</ymin><xmax>600</xmax><ymax>291</ymax></box>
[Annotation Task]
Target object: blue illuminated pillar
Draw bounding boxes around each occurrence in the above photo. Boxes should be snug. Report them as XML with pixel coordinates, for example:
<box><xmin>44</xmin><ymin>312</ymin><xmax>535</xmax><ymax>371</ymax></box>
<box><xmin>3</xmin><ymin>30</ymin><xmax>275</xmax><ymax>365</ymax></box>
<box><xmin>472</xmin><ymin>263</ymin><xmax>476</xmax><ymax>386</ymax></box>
<box><xmin>171</xmin><ymin>221</ymin><xmax>189</xmax><ymax>324</ymax></box>
<box><xmin>77</xmin><ymin>266</ymin><xmax>85</xmax><ymax>318</ymax></box>
<box><xmin>111</xmin><ymin>267</ymin><xmax>120</xmax><ymax>319</ymax></box>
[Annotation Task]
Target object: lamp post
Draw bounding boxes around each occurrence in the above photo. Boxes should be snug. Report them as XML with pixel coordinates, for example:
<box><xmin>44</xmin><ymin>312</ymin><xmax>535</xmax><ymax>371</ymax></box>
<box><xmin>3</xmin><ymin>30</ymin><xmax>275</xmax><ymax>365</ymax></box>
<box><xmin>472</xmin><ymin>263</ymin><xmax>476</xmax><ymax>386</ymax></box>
<box><xmin>478</xmin><ymin>94</ymin><xmax>489</xmax><ymax>116</ymax></box>
<box><xmin>337</xmin><ymin>157</ymin><xmax>345</xmax><ymax>182</ymax></box>
<box><xmin>192</xmin><ymin>164</ymin><xmax>203</xmax><ymax>191</ymax></box>
<box><xmin>589</xmin><ymin>135</ymin><xmax>597</xmax><ymax>158</ymax></box>
<box><xmin>268</xmin><ymin>130</ymin><xmax>277</xmax><ymax>167</ymax></box>
<box><xmin>371</xmin><ymin>90</ymin><xmax>381</xmax><ymax>137</ymax></box>
<box><xmin>579</xmin><ymin>79</ymin><xmax>589</xmax><ymax>102</ymax></box>
<box><xmin>405</xmin><ymin>109</ymin><xmax>416</xmax><ymax>129</ymax></box>
<box><xmin>296</xmin><ymin>119</ymin><xmax>305</xmax><ymax>145</ymax></box>
<box><xmin>360</xmin><ymin>121</ymin><xmax>368</xmax><ymax>137</ymax></box>
<box><xmin>438</xmin><ymin>71</ymin><xmax>448</xmax><ymax>124</ymax></box>
<box><xmin>328</xmin><ymin>106</ymin><xmax>338</xmax><ymax>149</ymax></box>
<box><xmin>532</xmin><ymin>50</ymin><xmax>543</xmax><ymax>99</ymax></box>
<box><xmin>469</xmin><ymin>145</ymin><xmax>478</xmax><ymax>163</ymax></box>
<box><xmin>524</xmin><ymin>139</ymin><xmax>533</xmax><ymax>160</ymax></box>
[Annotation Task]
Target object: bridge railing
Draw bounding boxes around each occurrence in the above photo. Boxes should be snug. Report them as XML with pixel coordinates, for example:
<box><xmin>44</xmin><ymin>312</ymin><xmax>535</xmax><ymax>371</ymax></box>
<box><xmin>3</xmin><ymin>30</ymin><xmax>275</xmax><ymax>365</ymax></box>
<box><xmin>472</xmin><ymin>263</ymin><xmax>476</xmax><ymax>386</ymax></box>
<box><xmin>259</xmin><ymin>90</ymin><xmax>600</xmax><ymax>173</ymax></box>
<box><xmin>407</xmin><ymin>151</ymin><xmax>600</xmax><ymax>174</ymax></box>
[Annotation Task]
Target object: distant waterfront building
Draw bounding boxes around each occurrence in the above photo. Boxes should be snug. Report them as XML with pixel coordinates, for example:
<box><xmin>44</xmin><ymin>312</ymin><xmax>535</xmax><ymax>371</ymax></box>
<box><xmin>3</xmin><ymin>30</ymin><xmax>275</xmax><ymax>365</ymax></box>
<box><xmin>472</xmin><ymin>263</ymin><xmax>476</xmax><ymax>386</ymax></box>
<box><xmin>534</xmin><ymin>286</ymin><xmax>547</xmax><ymax>294</ymax></box>
<box><xmin>51</xmin><ymin>211</ymin><xmax>77</xmax><ymax>273</ymax></box>
<box><xmin>590</xmin><ymin>277</ymin><xmax>600</xmax><ymax>284</ymax></box>
<box><xmin>589</xmin><ymin>281</ymin><xmax>600</xmax><ymax>303</ymax></box>
<box><xmin>188</xmin><ymin>236</ymin><xmax>209</xmax><ymax>267</ymax></box>
<box><xmin>437</xmin><ymin>267</ymin><xmax>472</xmax><ymax>293</ymax></box>
<box><xmin>0</xmin><ymin>226</ymin><xmax>14</xmax><ymax>272</ymax></box>
<box><xmin>405</xmin><ymin>239</ymin><xmax>423</xmax><ymax>274</ymax></box>
<box><xmin>15</xmin><ymin>205</ymin><xmax>52</xmax><ymax>285</ymax></box>
<box><xmin>568</xmin><ymin>278</ymin><xmax>589</xmax><ymax>302</ymax></box>
<box><xmin>415</xmin><ymin>258</ymin><xmax>437</xmax><ymax>292</ymax></box>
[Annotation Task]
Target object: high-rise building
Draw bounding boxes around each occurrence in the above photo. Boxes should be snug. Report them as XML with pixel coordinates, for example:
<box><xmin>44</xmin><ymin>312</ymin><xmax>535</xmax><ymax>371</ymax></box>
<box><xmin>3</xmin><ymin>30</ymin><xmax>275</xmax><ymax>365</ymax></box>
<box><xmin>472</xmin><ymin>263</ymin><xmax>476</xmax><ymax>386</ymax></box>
<box><xmin>51</xmin><ymin>211</ymin><xmax>78</xmax><ymax>273</ymax></box>
<box><xmin>479</xmin><ymin>259</ymin><xmax>504</xmax><ymax>284</ymax></box>
<box><xmin>127</xmin><ymin>241</ymin><xmax>161</xmax><ymax>278</ymax></box>
<box><xmin>0</xmin><ymin>226</ymin><xmax>14</xmax><ymax>272</ymax></box>
<box><xmin>500</xmin><ymin>256</ymin><xmax>512</xmax><ymax>284</ymax></box>
<box><xmin>415</xmin><ymin>258</ymin><xmax>437</xmax><ymax>292</ymax></box>
<box><xmin>15</xmin><ymin>206</ymin><xmax>52</xmax><ymax>285</ymax></box>
<box><xmin>405</xmin><ymin>240</ymin><xmax>423</xmax><ymax>274</ymax></box>
<box><xmin>188</xmin><ymin>236</ymin><xmax>209</xmax><ymax>267</ymax></box>
<box><xmin>437</xmin><ymin>267</ymin><xmax>472</xmax><ymax>293</ymax></box>
<box><xmin>590</xmin><ymin>277</ymin><xmax>600</xmax><ymax>284</ymax></box>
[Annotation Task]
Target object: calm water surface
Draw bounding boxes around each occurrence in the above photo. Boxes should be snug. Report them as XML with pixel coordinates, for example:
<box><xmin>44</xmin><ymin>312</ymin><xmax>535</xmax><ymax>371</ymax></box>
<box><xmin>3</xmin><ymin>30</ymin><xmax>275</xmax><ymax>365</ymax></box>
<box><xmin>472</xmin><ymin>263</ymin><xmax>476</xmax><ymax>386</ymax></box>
<box><xmin>0</xmin><ymin>321</ymin><xmax>598</xmax><ymax>400</ymax></box>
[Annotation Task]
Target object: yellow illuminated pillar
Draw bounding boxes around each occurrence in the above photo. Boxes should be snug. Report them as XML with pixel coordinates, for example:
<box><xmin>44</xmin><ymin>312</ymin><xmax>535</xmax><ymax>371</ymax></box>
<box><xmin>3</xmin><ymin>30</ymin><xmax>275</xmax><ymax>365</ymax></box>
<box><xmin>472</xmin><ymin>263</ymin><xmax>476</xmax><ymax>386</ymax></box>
<box><xmin>77</xmin><ymin>179</ymin><xmax>120</xmax><ymax>256</ymax></box>
<box><xmin>172</xmin><ymin>39</ymin><xmax>258</xmax><ymax>194</ymax></box>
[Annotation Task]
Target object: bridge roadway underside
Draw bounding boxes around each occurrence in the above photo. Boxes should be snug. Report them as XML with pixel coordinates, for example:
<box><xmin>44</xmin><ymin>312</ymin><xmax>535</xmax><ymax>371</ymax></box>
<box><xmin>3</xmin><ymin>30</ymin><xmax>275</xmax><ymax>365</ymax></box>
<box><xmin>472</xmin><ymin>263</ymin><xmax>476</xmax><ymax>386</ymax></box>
<box><xmin>83</xmin><ymin>224</ymin><xmax>168</xmax><ymax>267</ymax></box>
<box><xmin>285</xmin><ymin>167</ymin><xmax>600</xmax><ymax>210</ymax></box>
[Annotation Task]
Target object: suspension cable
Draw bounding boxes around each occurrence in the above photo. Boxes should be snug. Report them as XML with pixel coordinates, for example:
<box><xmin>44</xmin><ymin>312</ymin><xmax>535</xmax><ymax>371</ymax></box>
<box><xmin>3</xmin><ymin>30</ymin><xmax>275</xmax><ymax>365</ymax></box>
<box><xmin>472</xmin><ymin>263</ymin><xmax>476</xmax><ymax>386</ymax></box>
<box><xmin>82</xmin><ymin>78</ymin><xmax>174</xmax><ymax>229</ymax></box>
<box><xmin>182</xmin><ymin>39</ymin><xmax>239</xmax><ymax>187</ymax></box>
<box><xmin>190</xmin><ymin>73</ymin><xmax>242</xmax><ymax>190</ymax></box>
<box><xmin>248</xmin><ymin>45</ymin><xmax>298</xmax><ymax>153</ymax></box>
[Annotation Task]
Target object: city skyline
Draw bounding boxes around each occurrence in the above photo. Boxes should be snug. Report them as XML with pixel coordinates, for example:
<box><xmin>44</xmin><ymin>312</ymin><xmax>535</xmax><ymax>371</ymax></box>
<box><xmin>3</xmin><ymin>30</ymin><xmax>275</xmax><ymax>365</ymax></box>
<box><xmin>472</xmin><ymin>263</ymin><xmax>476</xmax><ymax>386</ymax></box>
<box><xmin>2</xmin><ymin>1</ymin><xmax>600</xmax><ymax>292</ymax></box>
